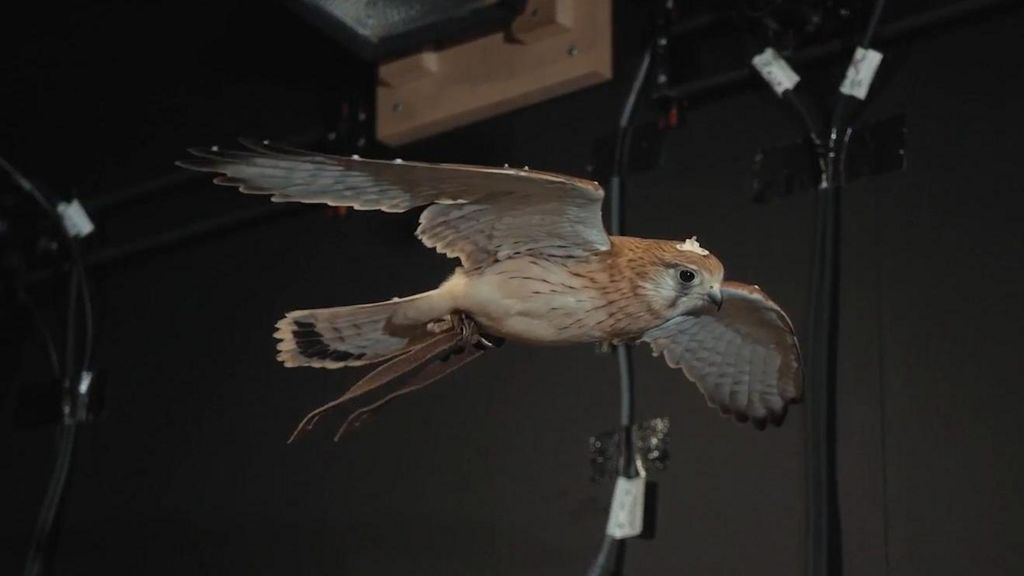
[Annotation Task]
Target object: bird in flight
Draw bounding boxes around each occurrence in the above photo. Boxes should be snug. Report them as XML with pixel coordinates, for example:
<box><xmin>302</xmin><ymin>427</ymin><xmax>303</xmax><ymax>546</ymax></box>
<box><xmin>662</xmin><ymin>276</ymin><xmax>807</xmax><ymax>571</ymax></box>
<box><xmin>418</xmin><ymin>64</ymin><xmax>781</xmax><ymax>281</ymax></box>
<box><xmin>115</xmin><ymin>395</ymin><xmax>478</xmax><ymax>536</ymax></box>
<box><xmin>178</xmin><ymin>140</ymin><xmax>803</xmax><ymax>439</ymax></box>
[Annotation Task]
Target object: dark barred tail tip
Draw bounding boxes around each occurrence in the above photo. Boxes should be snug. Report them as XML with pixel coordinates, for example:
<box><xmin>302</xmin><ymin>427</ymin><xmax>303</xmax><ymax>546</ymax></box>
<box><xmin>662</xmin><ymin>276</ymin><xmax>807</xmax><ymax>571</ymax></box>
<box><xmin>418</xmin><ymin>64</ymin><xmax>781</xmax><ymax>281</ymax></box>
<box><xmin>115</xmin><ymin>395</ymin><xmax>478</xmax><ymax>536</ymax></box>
<box><xmin>720</xmin><ymin>403</ymin><xmax>787</xmax><ymax>430</ymax></box>
<box><xmin>290</xmin><ymin>320</ymin><xmax>364</xmax><ymax>363</ymax></box>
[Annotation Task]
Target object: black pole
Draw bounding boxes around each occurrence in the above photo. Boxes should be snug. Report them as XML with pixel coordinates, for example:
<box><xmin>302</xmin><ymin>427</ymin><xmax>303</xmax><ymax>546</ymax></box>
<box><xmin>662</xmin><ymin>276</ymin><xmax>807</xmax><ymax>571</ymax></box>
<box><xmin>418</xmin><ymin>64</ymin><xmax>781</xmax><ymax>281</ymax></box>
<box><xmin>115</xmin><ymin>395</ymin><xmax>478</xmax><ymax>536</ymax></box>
<box><xmin>85</xmin><ymin>128</ymin><xmax>326</xmax><ymax>213</ymax></box>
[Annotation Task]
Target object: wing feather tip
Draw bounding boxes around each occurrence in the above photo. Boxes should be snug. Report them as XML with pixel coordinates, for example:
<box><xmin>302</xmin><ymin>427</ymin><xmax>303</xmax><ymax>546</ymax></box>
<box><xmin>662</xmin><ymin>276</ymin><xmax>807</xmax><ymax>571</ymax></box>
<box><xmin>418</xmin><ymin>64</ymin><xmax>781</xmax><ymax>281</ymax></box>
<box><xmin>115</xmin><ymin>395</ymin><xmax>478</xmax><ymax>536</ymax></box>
<box><xmin>174</xmin><ymin>158</ymin><xmax>220</xmax><ymax>172</ymax></box>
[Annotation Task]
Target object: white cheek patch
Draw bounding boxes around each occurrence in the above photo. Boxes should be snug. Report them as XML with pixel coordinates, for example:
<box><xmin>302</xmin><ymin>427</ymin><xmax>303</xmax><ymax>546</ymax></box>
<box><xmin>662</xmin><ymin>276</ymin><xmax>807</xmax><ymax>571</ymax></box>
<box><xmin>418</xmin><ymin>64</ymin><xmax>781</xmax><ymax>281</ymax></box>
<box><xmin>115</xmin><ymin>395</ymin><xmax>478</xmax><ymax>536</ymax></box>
<box><xmin>676</xmin><ymin>236</ymin><xmax>709</xmax><ymax>256</ymax></box>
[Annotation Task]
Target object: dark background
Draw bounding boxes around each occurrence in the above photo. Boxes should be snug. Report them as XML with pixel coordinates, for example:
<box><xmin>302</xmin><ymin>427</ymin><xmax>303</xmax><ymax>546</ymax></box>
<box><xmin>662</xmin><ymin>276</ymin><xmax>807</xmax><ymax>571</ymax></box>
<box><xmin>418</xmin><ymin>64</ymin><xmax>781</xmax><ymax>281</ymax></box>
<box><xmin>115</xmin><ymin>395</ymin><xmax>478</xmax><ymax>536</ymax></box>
<box><xmin>2</xmin><ymin>1</ymin><xmax>1023</xmax><ymax>574</ymax></box>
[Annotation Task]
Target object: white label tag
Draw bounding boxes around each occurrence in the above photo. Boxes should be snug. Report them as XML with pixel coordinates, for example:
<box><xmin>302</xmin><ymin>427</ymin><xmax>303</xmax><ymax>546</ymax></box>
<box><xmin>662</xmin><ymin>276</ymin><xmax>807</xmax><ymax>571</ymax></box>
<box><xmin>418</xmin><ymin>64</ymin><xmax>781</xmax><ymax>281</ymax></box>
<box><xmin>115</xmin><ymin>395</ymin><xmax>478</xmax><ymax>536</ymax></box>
<box><xmin>57</xmin><ymin>199</ymin><xmax>95</xmax><ymax>238</ymax></box>
<box><xmin>605</xmin><ymin>476</ymin><xmax>645</xmax><ymax>539</ymax></box>
<box><xmin>751</xmin><ymin>48</ymin><xmax>801</xmax><ymax>96</ymax></box>
<box><xmin>839</xmin><ymin>47</ymin><xmax>884</xmax><ymax>100</ymax></box>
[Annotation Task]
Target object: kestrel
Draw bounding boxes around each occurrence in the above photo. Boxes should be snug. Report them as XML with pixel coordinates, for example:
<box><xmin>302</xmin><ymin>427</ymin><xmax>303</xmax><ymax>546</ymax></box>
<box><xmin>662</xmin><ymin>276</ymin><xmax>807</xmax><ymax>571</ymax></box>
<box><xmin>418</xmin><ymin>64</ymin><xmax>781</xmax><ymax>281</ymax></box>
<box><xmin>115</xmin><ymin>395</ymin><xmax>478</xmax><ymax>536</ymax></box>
<box><xmin>178</xmin><ymin>140</ymin><xmax>803</xmax><ymax>434</ymax></box>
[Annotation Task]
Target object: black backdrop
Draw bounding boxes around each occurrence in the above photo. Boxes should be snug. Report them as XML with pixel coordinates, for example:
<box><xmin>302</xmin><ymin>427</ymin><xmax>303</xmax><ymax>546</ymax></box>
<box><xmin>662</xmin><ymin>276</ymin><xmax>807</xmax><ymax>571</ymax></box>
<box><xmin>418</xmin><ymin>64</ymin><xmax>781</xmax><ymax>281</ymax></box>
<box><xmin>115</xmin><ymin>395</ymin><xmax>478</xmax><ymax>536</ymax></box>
<box><xmin>3</xmin><ymin>1</ymin><xmax>1022</xmax><ymax>575</ymax></box>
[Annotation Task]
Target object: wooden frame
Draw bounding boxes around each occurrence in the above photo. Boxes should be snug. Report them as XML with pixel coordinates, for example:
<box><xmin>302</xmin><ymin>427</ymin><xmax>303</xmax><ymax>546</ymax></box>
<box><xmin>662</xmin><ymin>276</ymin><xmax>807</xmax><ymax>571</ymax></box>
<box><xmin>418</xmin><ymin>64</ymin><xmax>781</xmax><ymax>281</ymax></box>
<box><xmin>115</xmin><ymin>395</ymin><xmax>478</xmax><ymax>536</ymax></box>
<box><xmin>376</xmin><ymin>0</ymin><xmax>612</xmax><ymax>146</ymax></box>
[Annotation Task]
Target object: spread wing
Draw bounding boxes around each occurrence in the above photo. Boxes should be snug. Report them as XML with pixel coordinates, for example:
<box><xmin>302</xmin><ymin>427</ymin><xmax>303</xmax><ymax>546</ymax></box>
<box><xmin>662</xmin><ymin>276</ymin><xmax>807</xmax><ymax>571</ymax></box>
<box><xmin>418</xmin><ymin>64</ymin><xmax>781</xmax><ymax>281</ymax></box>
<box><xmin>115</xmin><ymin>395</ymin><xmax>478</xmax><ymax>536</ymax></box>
<box><xmin>176</xmin><ymin>140</ymin><xmax>610</xmax><ymax>268</ymax></box>
<box><xmin>641</xmin><ymin>281</ymin><xmax>803</xmax><ymax>429</ymax></box>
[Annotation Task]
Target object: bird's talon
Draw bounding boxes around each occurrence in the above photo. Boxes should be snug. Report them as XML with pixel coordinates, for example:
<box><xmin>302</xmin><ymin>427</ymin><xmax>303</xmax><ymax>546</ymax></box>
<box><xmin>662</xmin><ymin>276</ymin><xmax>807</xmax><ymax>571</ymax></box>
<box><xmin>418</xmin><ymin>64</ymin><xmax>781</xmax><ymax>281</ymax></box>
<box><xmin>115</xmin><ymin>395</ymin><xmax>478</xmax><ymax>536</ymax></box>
<box><xmin>474</xmin><ymin>333</ymin><xmax>506</xmax><ymax>350</ymax></box>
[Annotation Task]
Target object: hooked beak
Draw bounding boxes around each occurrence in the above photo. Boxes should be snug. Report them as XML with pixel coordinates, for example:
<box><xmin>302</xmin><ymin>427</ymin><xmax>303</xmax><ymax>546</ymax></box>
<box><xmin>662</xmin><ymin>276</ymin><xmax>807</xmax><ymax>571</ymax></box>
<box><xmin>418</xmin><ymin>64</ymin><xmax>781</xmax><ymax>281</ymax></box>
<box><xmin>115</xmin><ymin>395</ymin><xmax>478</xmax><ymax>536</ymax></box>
<box><xmin>708</xmin><ymin>285</ymin><xmax>723</xmax><ymax>311</ymax></box>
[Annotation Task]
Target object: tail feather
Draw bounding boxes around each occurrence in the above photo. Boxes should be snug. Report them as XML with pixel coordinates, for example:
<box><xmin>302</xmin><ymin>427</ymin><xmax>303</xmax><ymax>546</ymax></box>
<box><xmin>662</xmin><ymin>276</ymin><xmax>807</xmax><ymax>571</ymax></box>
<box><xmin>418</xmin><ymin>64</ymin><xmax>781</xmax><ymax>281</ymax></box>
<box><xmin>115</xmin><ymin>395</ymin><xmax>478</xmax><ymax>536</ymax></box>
<box><xmin>274</xmin><ymin>293</ymin><xmax>447</xmax><ymax>369</ymax></box>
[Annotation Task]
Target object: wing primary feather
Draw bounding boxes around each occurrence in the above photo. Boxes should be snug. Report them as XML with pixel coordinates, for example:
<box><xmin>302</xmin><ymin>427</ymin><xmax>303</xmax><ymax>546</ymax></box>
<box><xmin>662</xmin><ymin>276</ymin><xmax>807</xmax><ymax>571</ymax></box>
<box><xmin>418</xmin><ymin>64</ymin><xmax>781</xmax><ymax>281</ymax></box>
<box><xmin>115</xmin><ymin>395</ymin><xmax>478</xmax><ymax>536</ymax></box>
<box><xmin>176</xmin><ymin>143</ymin><xmax>611</xmax><ymax>268</ymax></box>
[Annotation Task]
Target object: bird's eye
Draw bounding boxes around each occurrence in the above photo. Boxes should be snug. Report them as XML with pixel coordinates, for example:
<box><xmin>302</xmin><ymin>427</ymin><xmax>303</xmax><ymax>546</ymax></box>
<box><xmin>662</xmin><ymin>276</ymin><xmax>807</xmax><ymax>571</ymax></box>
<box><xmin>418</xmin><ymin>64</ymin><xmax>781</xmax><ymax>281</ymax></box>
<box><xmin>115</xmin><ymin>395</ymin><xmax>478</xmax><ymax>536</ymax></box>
<box><xmin>678</xmin><ymin>269</ymin><xmax>697</xmax><ymax>284</ymax></box>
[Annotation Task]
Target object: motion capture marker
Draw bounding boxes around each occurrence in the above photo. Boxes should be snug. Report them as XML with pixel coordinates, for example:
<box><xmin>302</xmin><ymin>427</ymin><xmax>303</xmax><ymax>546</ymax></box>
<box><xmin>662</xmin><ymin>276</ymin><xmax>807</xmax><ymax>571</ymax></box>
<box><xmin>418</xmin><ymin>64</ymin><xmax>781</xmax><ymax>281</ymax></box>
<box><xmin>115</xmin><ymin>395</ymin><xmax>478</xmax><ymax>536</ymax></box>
<box><xmin>211</xmin><ymin>145</ymin><xmax>220</xmax><ymax>152</ymax></box>
<box><xmin>351</xmin><ymin>154</ymin><xmax>361</xmax><ymax>159</ymax></box>
<box><xmin>675</xmin><ymin>236</ymin><xmax>709</xmax><ymax>256</ymax></box>
<box><xmin>503</xmin><ymin>163</ymin><xmax>509</xmax><ymax>168</ymax></box>
<box><xmin>393</xmin><ymin>158</ymin><xmax>404</xmax><ymax>164</ymax></box>
<box><xmin>262</xmin><ymin>139</ymin><xmax>270</xmax><ymax>145</ymax></box>
<box><xmin>523</xmin><ymin>165</ymin><xmax>529</xmax><ymax>170</ymax></box>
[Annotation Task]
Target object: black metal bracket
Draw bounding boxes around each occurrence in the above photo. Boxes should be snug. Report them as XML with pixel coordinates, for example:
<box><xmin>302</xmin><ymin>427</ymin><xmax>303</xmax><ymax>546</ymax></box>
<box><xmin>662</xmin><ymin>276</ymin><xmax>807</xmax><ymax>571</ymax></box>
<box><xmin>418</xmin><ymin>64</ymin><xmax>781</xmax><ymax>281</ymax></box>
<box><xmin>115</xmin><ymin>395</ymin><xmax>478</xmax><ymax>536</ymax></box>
<box><xmin>752</xmin><ymin>113</ymin><xmax>906</xmax><ymax>203</ymax></box>
<box><xmin>588</xmin><ymin>417</ymin><xmax>671</xmax><ymax>482</ymax></box>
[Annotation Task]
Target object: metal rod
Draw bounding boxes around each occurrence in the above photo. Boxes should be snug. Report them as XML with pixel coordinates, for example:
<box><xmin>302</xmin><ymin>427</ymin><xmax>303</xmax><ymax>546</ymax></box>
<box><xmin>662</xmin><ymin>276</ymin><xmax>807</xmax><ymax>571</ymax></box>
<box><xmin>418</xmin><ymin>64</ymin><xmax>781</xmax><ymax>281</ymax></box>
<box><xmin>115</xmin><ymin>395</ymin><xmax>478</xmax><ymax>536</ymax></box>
<box><xmin>86</xmin><ymin>204</ymin><xmax>301</xmax><ymax>267</ymax></box>
<box><xmin>86</xmin><ymin>129</ymin><xmax>326</xmax><ymax>213</ymax></box>
<box><xmin>26</xmin><ymin>204</ymin><xmax>305</xmax><ymax>285</ymax></box>
<box><xmin>669</xmin><ymin>12</ymin><xmax>730</xmax><ymax>37</ymax></box>
<box><xmin>86</xmin><ymin>170</ymin><xmax>202</xmax><ymax>212</ymax></box>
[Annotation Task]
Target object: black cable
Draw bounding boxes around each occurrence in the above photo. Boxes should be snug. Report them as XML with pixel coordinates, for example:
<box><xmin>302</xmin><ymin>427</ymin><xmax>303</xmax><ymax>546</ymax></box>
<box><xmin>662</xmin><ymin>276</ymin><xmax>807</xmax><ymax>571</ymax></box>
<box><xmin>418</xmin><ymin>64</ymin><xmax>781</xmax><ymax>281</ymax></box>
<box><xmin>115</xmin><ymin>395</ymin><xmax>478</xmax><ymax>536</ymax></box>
<box><xmin>804</xmin><ymin>146</ymin><xmax>840</xmax><ymax>576</ymax></box>
<box><xmin>1</xmin><ymin>154</ymin><xmax>95</xmax><ymax>576</ymax></box>
<box><xmin>586</xmin><ymin>43</ymin><xmax>653</xmax><ymax>576</ymax></box>
<box><xmin>831</xmin><ymin>3</ymin><xmax>891</xmax><ymax>570</ymax></box>
<box><xmin>22</xmin><ymin>268</ymin><xmax>82</xmax><ymax>576</ymax></box>
<box><xmin>804</xmin><ymin>2</ymin><xmax>888</xmax><ymax>575</ymax></box>
<box><xmin>0</xmin><ymin>156</ymin><xmax>95</xmax><ymax>378</ymax></box>
<box><xmin>862</xmin><ymin>0</ymin><xmax>888</xmax><ymax>48</ymax></box>
<box><xmin>611</xmin><ymin>44</ymin><xmax>653</xmax><ymax>480</ymax></box>
<box><xmin>743</xmin><ymin>2</ymin><xmax>889</xmax><ymax>575</ymax></box>
<box><xmin>656</xmin><ymin>0</ymin><xmax>1019</xmax><ymax>101</ymax></box>
<box><xmin>65</xmin><ymin>242</ymin><xmax>94</xmax><ymax>373</ymax></box>
<box><xmin>23</xmin><ymin>422</ymin><xmax>78</xmax><ymax>576</ymax></box>
<box><xmin>0</xmin><ymin>157</ymin><xmax>56</xmax><ymax>217</ymax></box>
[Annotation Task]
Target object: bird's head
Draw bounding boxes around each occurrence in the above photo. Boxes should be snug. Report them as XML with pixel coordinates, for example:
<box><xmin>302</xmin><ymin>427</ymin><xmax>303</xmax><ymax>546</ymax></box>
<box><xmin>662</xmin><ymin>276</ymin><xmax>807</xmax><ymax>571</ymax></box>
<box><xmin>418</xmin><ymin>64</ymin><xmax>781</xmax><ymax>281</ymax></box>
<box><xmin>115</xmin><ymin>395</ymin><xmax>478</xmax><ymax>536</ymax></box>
<box><xmin>633</xmin><ymin>236</ymin><xmax>725</xmax><ymax>317</ymax></box>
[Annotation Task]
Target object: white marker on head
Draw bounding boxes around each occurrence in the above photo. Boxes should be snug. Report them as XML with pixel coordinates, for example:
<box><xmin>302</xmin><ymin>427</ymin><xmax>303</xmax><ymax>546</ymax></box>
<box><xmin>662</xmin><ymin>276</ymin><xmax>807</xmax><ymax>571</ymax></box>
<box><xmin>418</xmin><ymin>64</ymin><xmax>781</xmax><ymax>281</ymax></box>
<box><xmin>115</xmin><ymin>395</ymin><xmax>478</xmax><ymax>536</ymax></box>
<box><xmin>675</xmin><ymin>236</ymin><xmax>709</xmax><ymax>256</ymax></box>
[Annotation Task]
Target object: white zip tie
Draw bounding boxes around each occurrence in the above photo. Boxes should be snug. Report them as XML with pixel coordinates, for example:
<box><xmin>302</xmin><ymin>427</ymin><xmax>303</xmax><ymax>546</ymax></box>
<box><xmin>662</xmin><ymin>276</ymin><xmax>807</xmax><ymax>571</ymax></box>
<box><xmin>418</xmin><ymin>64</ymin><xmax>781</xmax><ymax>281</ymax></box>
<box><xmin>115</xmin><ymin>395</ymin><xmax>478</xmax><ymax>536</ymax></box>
<box><xmin>56</xmin><ymin>199</ymin><xmax>95</xmax><ymax>238</ymax></box>
<box><xmin>840</xmin><ymin>47</ymin><xmax>884</xmax><ymax>100</ymax></box>
<box><xmin>605</xmin><ymin>474</ymin><xmax>646</xmax><ymax>539</ymax></box>
<box><xmin>751</xmin><ymin>47</ymin><xmax>801</xmax><ymax>96</ymax></box>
